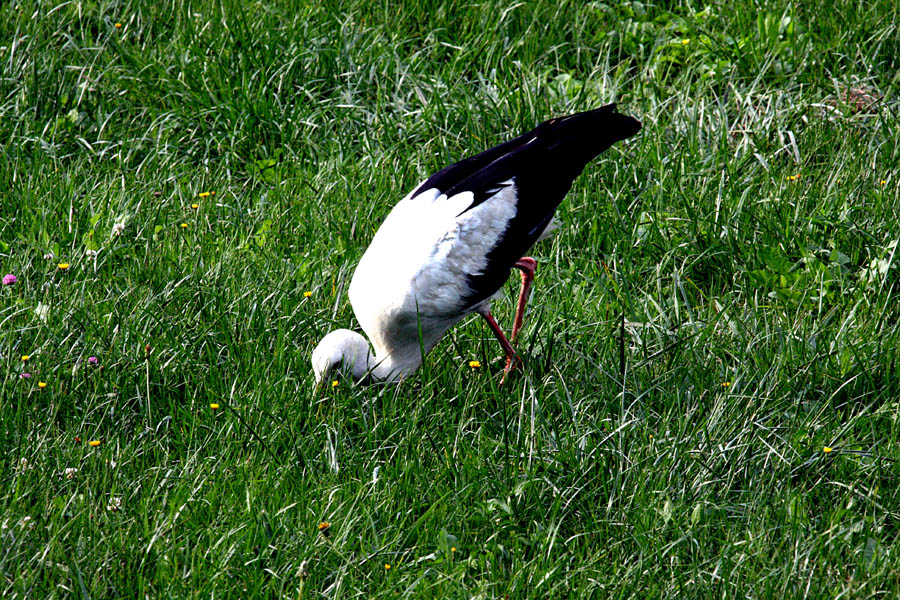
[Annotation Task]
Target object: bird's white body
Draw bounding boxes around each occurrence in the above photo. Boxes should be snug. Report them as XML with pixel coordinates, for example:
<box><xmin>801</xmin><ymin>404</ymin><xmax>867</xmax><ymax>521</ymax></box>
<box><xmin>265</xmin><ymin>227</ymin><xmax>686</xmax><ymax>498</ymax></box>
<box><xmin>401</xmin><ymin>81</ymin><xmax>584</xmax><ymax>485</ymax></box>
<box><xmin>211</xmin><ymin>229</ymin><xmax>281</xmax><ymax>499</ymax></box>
<box><xmin>311</xmin><ymin>105</ymin><xmax>641</xmax><ymax>384</ymax></box>
<box><xmin>347</xmin><ymin>184</ymin><xmax>519</xmax><ymax>379</ymax></box>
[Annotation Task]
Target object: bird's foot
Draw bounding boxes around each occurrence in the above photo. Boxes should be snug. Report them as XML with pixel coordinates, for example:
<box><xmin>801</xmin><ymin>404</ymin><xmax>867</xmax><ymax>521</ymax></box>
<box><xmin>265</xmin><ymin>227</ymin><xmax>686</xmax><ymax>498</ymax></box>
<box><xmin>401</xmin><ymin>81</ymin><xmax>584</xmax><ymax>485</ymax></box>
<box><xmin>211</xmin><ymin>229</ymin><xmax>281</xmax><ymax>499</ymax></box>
<box><xmin>500</xmin><ymin>353</ymin><xmax>523</xmax><ymax>384</ymax></box>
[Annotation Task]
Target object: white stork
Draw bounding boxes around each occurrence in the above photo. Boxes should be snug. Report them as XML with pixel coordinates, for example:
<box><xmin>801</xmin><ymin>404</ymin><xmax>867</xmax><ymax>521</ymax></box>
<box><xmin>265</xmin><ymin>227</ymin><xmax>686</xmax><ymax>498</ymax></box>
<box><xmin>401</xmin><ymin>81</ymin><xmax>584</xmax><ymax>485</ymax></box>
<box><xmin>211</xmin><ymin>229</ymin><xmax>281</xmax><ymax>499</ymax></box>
<box><xmin>312</xmin><ymin>104</ymin><xmax>641</xmax><ymax>384</ymax></box>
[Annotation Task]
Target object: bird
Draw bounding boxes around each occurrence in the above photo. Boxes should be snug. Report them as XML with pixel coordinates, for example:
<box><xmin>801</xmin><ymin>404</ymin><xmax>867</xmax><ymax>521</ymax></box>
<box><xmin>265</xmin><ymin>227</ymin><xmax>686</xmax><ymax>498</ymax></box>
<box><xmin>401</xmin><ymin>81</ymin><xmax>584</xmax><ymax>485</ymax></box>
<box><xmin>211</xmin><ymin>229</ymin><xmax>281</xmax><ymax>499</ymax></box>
<box><xmin>312</xmin><ymin>104</ymin><xmax>641</xmax><ymax>384</ymax></box>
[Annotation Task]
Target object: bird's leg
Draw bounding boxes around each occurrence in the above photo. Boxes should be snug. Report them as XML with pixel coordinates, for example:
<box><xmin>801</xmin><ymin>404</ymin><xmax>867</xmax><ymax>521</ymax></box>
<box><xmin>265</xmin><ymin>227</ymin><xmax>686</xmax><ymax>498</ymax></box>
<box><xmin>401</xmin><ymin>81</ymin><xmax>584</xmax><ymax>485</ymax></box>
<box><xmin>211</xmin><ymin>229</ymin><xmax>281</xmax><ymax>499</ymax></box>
<box><xmin>511</xmin><ymin>257</ymin><xmax>537</xmax><ymax>344</ymax></box>
<box><xmin>478</xmin><ymin>310</ymin><xmax>517</xmax><ymax>383</ymax></box>
<box><xmin>475</xmin><ymin>258</ymin><xmax>537</xmax><ymax>383</ymax></box>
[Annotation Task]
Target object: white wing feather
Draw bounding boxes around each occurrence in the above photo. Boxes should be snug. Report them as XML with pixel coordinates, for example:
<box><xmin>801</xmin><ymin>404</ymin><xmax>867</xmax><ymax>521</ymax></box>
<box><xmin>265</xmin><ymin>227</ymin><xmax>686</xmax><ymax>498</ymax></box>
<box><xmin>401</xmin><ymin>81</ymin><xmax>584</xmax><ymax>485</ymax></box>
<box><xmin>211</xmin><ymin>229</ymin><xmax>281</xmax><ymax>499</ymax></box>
<box><xmin>349</xmin><ymin>182</ymin><xmax>517</xmax><ymax>360</ymax></box>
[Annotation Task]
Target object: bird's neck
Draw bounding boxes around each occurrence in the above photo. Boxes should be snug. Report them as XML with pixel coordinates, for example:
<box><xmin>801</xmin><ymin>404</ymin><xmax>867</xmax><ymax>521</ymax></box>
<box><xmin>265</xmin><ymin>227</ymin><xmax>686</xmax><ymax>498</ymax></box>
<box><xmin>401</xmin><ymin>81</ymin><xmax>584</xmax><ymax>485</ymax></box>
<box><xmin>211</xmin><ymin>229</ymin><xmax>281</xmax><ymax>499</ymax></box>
<box><xmin>368</xmin><ymin>347</ymin><xmax>424</xmax><ymax>382</ymax></box>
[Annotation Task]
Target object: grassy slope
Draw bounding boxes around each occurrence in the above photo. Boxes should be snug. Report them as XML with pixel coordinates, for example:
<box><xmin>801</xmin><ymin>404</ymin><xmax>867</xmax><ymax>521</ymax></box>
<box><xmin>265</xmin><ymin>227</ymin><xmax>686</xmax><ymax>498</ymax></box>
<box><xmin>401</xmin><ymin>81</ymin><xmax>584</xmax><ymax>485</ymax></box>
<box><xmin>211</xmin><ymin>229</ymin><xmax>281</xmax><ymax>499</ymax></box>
<box><xmin>2</xmin><ymin>0</ymin><xmax>899</xmax><ymax>597</ymax></box>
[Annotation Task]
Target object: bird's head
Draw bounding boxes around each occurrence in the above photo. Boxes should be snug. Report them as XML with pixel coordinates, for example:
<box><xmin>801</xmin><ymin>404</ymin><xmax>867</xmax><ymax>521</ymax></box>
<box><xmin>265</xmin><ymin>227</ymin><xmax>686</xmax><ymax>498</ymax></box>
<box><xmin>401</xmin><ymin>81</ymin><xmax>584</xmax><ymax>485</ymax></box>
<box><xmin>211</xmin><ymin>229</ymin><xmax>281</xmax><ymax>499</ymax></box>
<box><xmin>311</xmin><ymin>329</ymin><xmax>375</xmax><ymax>386</ymax></box>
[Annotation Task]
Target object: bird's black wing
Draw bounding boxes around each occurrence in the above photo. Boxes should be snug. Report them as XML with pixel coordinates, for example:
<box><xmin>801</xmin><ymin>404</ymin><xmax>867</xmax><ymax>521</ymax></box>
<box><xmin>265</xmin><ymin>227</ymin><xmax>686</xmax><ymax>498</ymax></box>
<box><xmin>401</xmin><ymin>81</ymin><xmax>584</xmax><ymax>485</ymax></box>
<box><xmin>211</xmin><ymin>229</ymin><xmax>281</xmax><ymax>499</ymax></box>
<box><xmin>412</xmin><ymin>104</ymin><xmax>641</xmax><ymax>308</ymax></box>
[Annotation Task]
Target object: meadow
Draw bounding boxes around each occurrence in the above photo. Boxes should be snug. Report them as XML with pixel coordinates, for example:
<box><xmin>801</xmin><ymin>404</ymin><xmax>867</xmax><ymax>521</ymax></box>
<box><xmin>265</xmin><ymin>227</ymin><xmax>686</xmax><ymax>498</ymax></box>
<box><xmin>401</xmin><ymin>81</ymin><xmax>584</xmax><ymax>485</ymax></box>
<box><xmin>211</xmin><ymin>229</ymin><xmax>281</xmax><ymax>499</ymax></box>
<box><xmin>2</xmin><ymin>0</ymin><xmax>900</xmax><ymax>597</ymax></box>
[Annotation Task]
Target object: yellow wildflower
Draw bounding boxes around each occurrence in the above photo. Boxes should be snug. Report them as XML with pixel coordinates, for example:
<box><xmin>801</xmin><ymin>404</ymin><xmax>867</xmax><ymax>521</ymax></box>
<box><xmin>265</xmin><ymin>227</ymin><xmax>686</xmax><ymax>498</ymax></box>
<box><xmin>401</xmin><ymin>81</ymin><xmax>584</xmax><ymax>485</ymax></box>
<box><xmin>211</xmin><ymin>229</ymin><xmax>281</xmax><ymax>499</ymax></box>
<box><xmin>384</xmin><ymin>563</ymin><xmax>391</xmax><ymax>570</ymax></box>
<box><xmin>58</xmin><ymin>263</ymin><xmax>70</xmax><ymax>270</ymax></box>
<box><xmin>115</xmin><ymin>22</ymin><xmax>122</xmax><ymax>29</ymax></box>
<box><xmin>180</xmin><ymin>223</ymin><xmax>188</xmax><ymax>229</ymax></box>
<box><xmin>722</xmin><ymin>381</ymin><xmax>731</xmax><ymax>387</ymax></box>
<box><xmin>210</xmin><ymin>403</ymin><xmax>220</xmax><ymax>410</ymax></box>
<box><xmin>331</xmin><ymin>380</ymin><xmax>339</xmax><ymax>388</ymax></box>
<box><xmin>318</xmin><ymin>521</ymin><xmax>331</xmax><ymax>538</ymax></box>
<box><xmin>303</xmin><ymin>291</ymin><xmax>313</xmax><ymax>298</ymax></box>
<box><xmin>823</xmin><ymin>446</ymin><xmax>833</xmax><ymax>454</ymax></box>
<box><xmin>468</xmin><ymin>360</ymin><xmax>481</xmax><ymax>369</ymax></box>
<box><xmin>681</xmin><ymin>38</ymin><xmax>690</xmax><ymax>45</ymax></box>
<box><xmin>38</xmin><ymin>381</ymin><xmax>47</xmax><ymax>389</ymax></box>
<box><xmin>89</xmin><ymin>440</ymin><xmax>101</xmax><ymax>447</ymax></box>
<box><xmin>191</xmin><ymin>203</ymin><xmax>199</xmax><ymax>209</ymax></box>
<box><xmin>21</xmin><ymin>355</ymin><xmax>29</xmax><ymax>362</ymax></box>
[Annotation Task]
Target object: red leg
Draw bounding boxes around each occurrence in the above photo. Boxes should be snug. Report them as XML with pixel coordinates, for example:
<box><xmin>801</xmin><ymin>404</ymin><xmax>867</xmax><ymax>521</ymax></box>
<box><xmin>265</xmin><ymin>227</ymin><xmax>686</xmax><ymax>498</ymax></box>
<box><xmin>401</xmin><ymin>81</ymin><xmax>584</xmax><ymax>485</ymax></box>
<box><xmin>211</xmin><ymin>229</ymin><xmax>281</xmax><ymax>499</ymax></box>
<box><xmin>478</xmin><ymin>309</ymin><xmax>517</xmax><ymax>383</ymax></box>
<box><xmin>511</xmin><ymin>257</ymin><xmax>537</xmax><ymax>344</ymax></box>
<box><xmin>476</xmin><ymin>258</ymin><xmax>537</xmax><ymax>383</ymax></box>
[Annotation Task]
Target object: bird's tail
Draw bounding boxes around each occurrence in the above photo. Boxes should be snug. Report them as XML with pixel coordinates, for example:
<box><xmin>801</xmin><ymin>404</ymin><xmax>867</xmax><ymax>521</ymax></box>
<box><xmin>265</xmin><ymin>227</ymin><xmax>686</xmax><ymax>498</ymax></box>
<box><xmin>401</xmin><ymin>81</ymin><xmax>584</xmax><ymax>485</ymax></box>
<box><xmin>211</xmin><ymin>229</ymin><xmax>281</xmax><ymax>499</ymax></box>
<box><xmin>531</xmin><ymin>104</ymin><xmax>642</xmax><ymax>173</ymax></box>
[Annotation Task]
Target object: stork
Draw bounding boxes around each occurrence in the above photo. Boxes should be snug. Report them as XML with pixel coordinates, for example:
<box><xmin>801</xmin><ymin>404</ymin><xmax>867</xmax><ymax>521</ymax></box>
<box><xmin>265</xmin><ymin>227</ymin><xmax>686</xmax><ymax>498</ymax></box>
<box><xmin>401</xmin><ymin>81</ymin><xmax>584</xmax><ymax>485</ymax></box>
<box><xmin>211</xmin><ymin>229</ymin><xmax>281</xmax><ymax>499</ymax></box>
<box><xmin>312</xmin><ymin>104</ymin><xmax>641</xmax><ymax>384</ymax></box>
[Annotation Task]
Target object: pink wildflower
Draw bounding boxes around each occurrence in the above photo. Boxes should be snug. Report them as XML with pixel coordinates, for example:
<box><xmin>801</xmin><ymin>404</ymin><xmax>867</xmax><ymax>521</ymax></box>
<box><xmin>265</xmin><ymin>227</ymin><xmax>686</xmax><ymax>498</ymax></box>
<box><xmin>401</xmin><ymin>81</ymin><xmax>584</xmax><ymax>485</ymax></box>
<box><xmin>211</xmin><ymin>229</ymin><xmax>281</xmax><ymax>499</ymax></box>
<box><xmin>88</xmin><ymin>356</ymin><xmax>99</xmax><ymax>365</ymax></box>
<box><xmin>2</xmin><ymin>274</ymin><xmax>16</xmax><ymax>285</ymax></box>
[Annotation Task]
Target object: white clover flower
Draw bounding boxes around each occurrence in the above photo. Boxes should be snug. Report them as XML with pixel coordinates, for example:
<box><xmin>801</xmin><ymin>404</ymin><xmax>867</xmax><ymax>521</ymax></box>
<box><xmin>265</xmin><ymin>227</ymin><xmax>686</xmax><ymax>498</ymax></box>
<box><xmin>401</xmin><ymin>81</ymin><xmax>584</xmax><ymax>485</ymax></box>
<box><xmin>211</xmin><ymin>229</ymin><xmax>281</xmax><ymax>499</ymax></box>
<box><xmin>34</xmin><ymin>303</ymin><xmax>50</xmax><ymax>323</ymax></box>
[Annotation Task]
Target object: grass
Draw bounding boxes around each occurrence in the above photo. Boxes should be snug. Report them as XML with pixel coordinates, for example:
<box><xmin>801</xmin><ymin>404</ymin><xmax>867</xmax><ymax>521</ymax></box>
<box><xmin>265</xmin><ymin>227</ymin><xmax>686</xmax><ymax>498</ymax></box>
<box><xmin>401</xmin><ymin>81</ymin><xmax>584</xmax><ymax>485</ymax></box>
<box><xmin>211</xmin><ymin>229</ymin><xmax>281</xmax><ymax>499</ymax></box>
<box><xmin>2</xmin><ymin>0</ymin><xmax>900</xmax><ymax>597</ymax></box>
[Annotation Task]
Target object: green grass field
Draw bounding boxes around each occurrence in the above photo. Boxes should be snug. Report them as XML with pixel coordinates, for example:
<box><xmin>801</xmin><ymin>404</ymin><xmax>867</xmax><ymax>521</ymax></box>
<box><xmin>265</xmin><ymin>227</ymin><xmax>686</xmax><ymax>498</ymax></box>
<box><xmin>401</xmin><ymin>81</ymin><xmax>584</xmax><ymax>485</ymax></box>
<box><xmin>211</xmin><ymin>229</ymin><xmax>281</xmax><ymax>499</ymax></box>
<box><xmin>2</xmin><ymin>0</ymin><xmax>900</xmax><ymax>597</ymax></box>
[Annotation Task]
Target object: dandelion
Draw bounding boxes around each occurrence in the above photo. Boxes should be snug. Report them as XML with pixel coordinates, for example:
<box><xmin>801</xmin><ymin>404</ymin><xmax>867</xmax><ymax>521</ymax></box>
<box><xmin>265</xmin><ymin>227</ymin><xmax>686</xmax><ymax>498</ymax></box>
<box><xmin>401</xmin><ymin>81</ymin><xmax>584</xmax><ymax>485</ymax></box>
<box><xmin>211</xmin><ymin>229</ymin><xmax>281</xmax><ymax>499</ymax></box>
<box><xmin>318</xmin><ymin>521</ymin><xmax>331</xmax><ymax>538</ymax></box>
<box><xmin>89</xmin><ymin>440</ymin><xmax>101</xmax><ymax>447</ymax></box>
<box><xmin>785</xmin><ymin>174</ymin><xmax>801</xmax><ymax>182</ymax></box>
<box><xmin>57</xmin><ymin>263</ymin><xmax>70</xmax><ymax>270</ymax></box>
<box><xmin>468</xmin><ymin>360</ymin><xmax>481</xmax><ymax>369</ymax></box>
<box><xmin>681</xmin><ymin>38</ymin><xmax>690</xmax><ymax>45</ymax></box>
<box><xmin>331</xmin><ymin>380</ymin><xmax>339</xmax><ymax>388</ymax></box>
<box><xmin>303</xmin><ymin>291</ymin><xmax>312</xmax><ymax>298</ymax></box>
<box><xmin>451</xmin><ymin>547</ymin><xmax>456</xmax><ymax>553</ymax></box>
<box><xmin>180</xmin><ymin>223</ymin><xmax>188</xmax><ymax>229</ymax></box>
<box><xmin>880</xmin><ymin>179</ymin><xmax>887</xmax><ymax>185</ymax></box>
<box><xmin>64</xmin><ymin>467</ymin><xmax>78</xmax><ymax>479</ymax></box>
<box><xmin>114</xmin><ymin>22</ymin><xmax>122</xmax><ymax>29</ymax></box>
<box><xmin>198</xmin><ymin>191</ymin><xmax>214</xmax><ymax>197</ymax></box>
<box><xmin>88</xmin><ymin>356</ymin><xmax>98</xmax><ymax>365</ymax></box>
<box><xmin>191</xmin><ymin>203</ymin><xmax>199</xmax><ymax>209</ymax></box>
<box><xmin>210</xmin><ymin>403</ymin><xmax>220</xmax><ymax>410</ymax></box>
<box><xmin>722</xmin><ymin>381</ymin><xmax>731</xmax><ymax>387</ymax></box>
<box><xmin>21</xmin><ymin>355</ymin><xmax>29</xmax><ymax>362</ymax></box>
<box><xmin>38</xmin><ymin>381</ymin><xmax>47</xmax><ymax>389</ymax></box>
<box><xmin>384</xmin><ymin>563</ymin><xmax>391</xmax><ymax>570</ymax></box>
<box><xmin>2</xmin><ymin>274</ymin><xmax>16</xmax><ymax>285</ymax></box>
<box><xmin>823</xmin><ymin>446</ymin><xmax>833</xmax><ymax>454</ymax></box>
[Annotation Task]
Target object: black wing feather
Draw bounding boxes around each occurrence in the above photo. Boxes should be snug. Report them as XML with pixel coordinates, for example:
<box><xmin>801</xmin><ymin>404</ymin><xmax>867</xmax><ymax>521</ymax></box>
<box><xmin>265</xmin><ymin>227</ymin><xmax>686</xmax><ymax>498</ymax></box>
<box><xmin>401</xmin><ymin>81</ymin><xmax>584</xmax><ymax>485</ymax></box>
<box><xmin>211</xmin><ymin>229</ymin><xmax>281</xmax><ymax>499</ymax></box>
<box><xmin>413</xmin><ymin>104</ymin><xmax>642</xmax><ymax>308</ymax></box>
